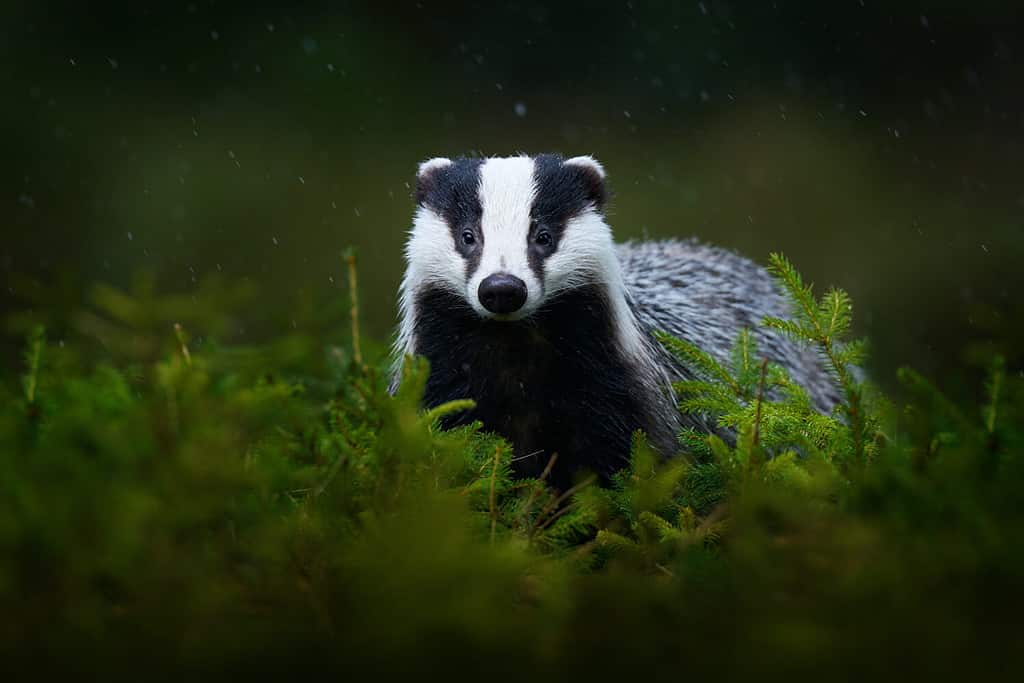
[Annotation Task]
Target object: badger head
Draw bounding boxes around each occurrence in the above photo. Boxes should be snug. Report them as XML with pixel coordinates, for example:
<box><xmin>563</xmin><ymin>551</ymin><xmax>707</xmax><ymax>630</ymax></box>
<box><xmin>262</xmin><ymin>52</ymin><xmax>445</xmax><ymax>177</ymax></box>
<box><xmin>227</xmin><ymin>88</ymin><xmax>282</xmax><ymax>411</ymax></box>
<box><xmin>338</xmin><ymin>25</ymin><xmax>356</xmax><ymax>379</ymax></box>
<box><xmin>393</xmin><ymin>154</ymin><xmax>648</xmax><ymax>384</ymax></box>
<box><xmin>403</xmin><ymin>153</ymin><xmax>611</xmax><ymax>321</ymax></box>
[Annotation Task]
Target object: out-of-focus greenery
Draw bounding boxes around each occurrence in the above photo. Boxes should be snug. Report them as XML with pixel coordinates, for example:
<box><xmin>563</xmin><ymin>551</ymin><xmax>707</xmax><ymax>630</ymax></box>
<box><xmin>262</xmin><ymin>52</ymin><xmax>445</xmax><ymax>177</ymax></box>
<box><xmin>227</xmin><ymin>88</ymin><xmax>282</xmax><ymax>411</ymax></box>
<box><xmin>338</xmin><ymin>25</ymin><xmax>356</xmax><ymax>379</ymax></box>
<box><xmin>4</xmin><ymin>1</ymin><xmax>1023</xmax><ymax>391</ymax></box>
<box><xmin>2</xmin><ymin>255</ymin><xmax>1022</xmax><ymax>679</ymax></box>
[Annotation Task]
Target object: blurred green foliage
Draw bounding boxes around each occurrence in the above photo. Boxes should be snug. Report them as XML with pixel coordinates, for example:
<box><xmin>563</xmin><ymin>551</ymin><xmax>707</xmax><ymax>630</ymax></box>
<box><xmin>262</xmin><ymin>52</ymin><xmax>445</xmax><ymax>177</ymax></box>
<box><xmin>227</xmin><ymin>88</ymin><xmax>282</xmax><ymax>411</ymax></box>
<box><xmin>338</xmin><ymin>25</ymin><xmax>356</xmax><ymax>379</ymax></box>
<box><xmin>4</xmin><ymin>1</ymin><xmax>1023</xmax><ymax>391</ymax></box>
<box><xmin>2</xmin><ymin>254</ymin><xmax>1022</xmax><ymax>679</ymax></box>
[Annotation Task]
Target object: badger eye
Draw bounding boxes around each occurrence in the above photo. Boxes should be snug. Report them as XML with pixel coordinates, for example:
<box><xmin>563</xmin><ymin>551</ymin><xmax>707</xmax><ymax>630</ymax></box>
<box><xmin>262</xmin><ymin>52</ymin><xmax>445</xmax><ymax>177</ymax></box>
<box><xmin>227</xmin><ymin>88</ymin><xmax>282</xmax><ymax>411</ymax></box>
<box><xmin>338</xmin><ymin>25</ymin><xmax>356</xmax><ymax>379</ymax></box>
<box><xmin>534</xmin><ymin>231</ymin><xmax>552</xmax><ymax>247</ymax></box>
<box><xmin>461</xmin><ymin>230</ymin><xmax>476</xmax><ymax>246</ymax></box>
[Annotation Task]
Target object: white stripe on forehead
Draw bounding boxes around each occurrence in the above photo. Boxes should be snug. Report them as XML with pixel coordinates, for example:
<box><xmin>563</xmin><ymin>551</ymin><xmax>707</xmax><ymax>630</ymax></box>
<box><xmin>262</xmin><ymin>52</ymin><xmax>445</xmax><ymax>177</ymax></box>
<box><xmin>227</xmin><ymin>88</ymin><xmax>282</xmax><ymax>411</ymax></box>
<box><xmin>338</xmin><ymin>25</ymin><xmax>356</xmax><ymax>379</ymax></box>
<box><xmin>478</xmin><ymin>156</ymin><xmax>536</xmax><ymax>239</ymax></box>
<box><xmin>469</xmin><ymin>155</ymin><xmax>543</xmax><ymax>317</ymax></box>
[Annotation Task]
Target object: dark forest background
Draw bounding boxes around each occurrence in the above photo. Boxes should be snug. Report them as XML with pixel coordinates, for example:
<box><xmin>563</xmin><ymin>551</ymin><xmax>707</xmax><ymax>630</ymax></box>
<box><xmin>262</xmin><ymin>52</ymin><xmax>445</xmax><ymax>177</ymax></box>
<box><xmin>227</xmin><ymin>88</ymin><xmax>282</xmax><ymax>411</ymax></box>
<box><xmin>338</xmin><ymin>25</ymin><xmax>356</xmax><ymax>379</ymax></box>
<box><xmin>4</xmin><ymin>0</ymin><xmax>1023</xmax><ymax>388</ymax></box>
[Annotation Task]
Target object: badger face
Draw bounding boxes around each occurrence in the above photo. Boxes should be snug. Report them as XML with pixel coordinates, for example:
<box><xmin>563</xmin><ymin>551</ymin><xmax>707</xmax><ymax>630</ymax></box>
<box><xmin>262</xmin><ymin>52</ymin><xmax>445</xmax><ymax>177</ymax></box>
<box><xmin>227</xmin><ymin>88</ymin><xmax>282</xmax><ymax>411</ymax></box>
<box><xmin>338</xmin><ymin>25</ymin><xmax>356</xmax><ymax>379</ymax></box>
<box><xmin>407</xmin><ymin>154</ymin><xmax>609</xmax><ymax>321</ymax></box>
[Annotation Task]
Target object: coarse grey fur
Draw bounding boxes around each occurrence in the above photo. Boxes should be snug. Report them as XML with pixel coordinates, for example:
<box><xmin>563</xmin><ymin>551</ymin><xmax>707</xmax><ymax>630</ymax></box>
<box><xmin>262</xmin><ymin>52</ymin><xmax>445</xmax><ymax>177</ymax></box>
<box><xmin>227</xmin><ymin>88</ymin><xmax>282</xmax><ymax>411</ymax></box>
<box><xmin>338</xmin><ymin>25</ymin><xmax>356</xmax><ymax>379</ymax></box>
<box><xmin>618</xmin><ymin>238</ymin><xmax>842</xmax><ymax>426</ymax></box>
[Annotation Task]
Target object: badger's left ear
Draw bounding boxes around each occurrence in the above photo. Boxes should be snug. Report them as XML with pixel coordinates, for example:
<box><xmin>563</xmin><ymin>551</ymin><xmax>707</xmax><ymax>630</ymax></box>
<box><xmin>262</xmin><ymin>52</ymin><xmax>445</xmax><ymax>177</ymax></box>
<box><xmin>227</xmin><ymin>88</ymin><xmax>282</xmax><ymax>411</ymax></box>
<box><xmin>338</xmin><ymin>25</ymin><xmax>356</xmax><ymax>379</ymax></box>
<box><xmin>564</xmin><ymin>155</ymin><xmax>608</xmax><ymax>210</ymax></box>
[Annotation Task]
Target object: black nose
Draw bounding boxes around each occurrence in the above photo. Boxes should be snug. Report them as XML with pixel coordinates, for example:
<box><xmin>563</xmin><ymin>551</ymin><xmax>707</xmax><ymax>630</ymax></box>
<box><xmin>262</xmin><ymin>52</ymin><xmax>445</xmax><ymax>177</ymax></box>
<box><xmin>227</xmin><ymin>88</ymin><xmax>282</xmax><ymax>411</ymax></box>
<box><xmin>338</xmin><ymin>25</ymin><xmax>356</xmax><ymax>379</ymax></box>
<box><xmin>478</xmin><ymin>273</ymin><xmax>528</xmax><ymax>315</ymax></box>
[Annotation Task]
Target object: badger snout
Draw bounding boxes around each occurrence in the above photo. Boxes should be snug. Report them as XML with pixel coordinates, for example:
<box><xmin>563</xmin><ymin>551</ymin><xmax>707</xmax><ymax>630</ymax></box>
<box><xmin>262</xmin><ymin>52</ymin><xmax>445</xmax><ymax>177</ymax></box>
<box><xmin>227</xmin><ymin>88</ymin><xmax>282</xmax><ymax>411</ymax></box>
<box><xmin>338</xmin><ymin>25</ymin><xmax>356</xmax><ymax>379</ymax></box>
<box><xmin>478</xmin><ymin>273</ymin><xmax>528</xmax><ymax>315</ymax></box>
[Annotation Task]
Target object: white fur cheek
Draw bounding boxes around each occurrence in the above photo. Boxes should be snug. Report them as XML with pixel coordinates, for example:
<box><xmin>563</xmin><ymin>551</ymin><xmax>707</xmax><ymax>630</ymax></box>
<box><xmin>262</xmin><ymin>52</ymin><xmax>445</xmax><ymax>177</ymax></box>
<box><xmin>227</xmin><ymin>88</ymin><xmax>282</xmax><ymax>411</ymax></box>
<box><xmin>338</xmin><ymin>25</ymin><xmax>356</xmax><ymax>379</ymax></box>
<box><xmin>405</xmin><ymin>208</ymin><xmax>466</xmax><ymax>293</ymax></box>
<box><xmin>543</xmin><ymin>248</ymin><xmax>590</xmax><ymax>294</ymax></box>
<box><xmin>544</xmin><ymin>212</ymin><xmax>612</xmax><ymax>294</ymax></box>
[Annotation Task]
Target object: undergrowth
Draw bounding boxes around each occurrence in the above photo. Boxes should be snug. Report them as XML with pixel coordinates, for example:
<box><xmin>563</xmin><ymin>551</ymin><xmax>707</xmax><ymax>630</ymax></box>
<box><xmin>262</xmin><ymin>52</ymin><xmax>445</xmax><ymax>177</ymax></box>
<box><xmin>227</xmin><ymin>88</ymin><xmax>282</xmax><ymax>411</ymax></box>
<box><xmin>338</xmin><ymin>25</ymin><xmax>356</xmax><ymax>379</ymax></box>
<box><xmin>1</xmin><ymin>253</ymin><xmax>1022</xmax><ymax>680</ymax></box>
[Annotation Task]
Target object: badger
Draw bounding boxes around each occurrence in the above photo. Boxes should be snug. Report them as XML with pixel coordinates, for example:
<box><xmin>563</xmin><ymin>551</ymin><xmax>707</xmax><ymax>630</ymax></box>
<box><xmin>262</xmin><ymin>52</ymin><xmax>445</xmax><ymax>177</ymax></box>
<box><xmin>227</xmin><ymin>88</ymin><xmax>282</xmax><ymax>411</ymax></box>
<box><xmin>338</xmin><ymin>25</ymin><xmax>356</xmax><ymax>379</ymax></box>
<box><xmin>392</xmin><ymin>154</ymin><xmax>840</xmax><ymax>490</ymax></box>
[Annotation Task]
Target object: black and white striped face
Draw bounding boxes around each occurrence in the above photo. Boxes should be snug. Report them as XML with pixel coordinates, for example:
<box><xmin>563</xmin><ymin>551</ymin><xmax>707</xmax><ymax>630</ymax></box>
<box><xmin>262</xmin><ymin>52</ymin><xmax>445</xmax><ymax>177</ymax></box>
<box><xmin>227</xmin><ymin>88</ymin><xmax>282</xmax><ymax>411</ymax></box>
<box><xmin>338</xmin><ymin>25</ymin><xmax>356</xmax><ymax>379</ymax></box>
<box><xmin>407</xmin><ymin>154</ymin><xmax>609</xmax><ymax>320</ymax></box>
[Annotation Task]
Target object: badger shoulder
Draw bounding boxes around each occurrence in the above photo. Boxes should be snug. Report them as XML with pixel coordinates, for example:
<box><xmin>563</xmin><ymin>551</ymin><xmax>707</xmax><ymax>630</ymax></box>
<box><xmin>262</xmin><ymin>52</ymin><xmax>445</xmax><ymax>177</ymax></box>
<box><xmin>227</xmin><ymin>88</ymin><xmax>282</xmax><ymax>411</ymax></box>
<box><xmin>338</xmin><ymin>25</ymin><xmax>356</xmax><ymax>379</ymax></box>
<box><xmin>616</xmin><ymin>238</ymin><xmax>842</xmax><ymax>413</ymax></box>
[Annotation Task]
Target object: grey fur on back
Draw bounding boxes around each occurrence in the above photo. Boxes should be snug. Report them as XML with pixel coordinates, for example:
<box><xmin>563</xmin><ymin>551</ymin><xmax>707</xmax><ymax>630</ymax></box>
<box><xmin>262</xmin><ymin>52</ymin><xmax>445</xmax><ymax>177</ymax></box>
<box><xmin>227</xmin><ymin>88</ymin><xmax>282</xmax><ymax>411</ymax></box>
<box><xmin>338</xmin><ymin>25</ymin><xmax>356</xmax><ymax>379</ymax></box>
<box><xmin>618</xmin><ymin>238</ymin><xmax>842</xmax><ymax>414</ymax></box>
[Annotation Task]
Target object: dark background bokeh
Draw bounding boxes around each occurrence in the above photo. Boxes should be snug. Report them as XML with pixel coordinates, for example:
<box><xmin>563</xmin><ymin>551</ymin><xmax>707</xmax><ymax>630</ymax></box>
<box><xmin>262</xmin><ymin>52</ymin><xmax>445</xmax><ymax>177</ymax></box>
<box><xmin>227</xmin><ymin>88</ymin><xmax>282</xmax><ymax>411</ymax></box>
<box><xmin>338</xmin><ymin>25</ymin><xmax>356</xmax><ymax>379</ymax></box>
<box><xmin>4</xmin><ymin>1</ymin><xmax>1022</xmax><ymax>391</ymax></box>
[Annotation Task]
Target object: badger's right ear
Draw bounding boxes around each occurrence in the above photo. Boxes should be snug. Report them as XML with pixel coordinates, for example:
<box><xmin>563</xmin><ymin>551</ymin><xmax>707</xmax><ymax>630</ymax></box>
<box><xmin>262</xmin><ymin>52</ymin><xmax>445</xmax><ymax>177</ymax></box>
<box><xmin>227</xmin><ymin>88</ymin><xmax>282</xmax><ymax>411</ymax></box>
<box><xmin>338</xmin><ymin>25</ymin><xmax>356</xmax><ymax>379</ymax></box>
<box><xmin>564</xmin><ymin>155</ymin><xmax>608</xmax><ymax>209</ymax></box>
<box><xmin>414</xmin><ymin>157</ymin><xmax>452</xmax><ymax>205</ymax></box>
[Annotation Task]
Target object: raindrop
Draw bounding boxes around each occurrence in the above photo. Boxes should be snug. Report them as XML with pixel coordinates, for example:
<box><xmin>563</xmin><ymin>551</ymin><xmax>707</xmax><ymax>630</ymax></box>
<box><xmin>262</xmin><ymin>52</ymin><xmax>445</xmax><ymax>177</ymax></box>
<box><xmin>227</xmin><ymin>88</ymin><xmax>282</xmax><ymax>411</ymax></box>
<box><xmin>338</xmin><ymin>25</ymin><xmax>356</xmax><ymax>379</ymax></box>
<box><xmin>298</xmin><ymin>176</ymin><xmax>306</xmax><ymax>184</ymax></box>
<box><xmin>514</xmin><ymin>101</ymin><xmax>527</xmax><ymax>117</ymax></box>
<box><xmin>302</xmin><ymin>37</ymin><xmax>319</xmax><ymax>55</ymax></box>
<box><xmin>126</xmin><ymin>231</ymin><xmax>134</xmax><ymax>241</ymax></box>
<box><xmin>272</xmin><ymin>236</ymin><xmax>279</xmax><ymax>245</ymax></box>
<box><xmin>210</xmin><ymin>30</ymin><xmax>220</xmax><ymax>41</ymax></box>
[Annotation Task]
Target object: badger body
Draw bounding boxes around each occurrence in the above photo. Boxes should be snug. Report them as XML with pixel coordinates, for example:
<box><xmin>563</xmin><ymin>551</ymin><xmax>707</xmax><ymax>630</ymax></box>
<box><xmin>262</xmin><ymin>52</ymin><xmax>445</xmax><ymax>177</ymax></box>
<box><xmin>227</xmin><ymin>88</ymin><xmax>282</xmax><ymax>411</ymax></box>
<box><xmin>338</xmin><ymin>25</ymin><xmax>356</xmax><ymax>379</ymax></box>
<box><xmin>393</xmin><ymin>154</ymin><xmax>839</xmax><ymax>490</ymax></box>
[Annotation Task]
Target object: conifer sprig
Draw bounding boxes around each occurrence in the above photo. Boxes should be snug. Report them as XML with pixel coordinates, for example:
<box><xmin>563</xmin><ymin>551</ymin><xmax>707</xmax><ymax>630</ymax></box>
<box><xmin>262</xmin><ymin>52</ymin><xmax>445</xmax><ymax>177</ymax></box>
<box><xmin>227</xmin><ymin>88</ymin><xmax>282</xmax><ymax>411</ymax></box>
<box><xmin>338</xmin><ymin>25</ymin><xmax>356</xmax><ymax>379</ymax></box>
<box><xmin>655</xmin><ymin>329</ymin><xmax>741</xmax><ymax>395</ymax></box>
<box><xmin>763</xmin><ymin>252</ymin><xmax>874</xmax><ymax>464</ymax></box>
